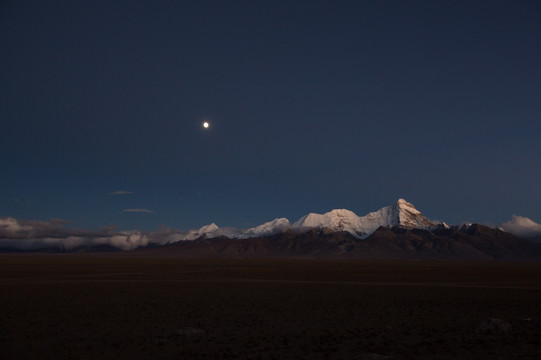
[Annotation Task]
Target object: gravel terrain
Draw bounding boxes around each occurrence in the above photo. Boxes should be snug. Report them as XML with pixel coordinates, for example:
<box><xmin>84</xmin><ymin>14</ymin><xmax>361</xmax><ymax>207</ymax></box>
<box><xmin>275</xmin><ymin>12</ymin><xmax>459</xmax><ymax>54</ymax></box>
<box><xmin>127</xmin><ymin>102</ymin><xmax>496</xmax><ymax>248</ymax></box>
<box><xmin>1</xmin><ymin>255</ymin><xmax>541</xmax><ymax>359</ymax></box>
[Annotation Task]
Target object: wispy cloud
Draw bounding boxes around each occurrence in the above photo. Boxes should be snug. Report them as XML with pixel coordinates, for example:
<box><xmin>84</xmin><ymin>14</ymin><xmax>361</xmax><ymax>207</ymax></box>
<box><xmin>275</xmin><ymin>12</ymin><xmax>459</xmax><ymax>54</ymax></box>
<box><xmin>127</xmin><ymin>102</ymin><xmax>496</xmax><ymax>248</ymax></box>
<box><xmin>122</xmin><ymin>208</ymin><xmax>155</xmax><ymax>214</ymax></box>
<box><xmin>108</xmin><ymin>190</ymin><xmax>133</xmax><ymax>195</ymax></box>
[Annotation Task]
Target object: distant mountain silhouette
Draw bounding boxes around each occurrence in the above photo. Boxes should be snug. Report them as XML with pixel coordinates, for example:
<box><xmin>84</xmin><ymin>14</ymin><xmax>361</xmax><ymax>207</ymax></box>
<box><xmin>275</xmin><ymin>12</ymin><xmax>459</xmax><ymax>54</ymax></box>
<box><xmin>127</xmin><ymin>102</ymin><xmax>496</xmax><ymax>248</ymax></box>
<box><xmin>134</xmin><ymin>224</ymin><xmax>541</xmax><ymax>261</ymax></box>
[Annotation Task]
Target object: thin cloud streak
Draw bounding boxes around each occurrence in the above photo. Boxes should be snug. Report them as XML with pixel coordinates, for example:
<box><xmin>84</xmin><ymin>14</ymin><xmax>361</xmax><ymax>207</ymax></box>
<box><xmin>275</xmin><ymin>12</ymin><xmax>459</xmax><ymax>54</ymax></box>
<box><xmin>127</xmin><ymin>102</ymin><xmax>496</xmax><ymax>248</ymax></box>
<box><xmin>109</xmin><ymin>190</ymin><xmax>133</xmax><ymax>195</ymax></box>
<box><xmin>122</xmin><ymin>208</ymin><xmax>155</xmax><ymax>214</ymax></box>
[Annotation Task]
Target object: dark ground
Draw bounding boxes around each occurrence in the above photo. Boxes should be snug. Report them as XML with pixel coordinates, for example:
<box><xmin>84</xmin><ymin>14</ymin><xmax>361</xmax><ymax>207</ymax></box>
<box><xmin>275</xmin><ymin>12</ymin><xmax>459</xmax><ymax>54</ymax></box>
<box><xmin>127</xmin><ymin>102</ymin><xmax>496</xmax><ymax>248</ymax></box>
<box><xmin>1</xmin><ymin>255</ymin><xmax>541</xmax><ymax>359</ymax></box>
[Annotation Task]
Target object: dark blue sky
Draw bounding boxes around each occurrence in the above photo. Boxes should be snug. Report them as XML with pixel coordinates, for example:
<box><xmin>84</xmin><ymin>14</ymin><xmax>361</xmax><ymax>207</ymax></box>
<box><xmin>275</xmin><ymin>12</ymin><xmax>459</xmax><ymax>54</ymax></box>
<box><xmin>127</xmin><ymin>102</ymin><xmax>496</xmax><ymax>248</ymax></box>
<box><xmin>1</xmin><ymin>0</ymin><xmax>540</xmax><ymax>230</ymax></box>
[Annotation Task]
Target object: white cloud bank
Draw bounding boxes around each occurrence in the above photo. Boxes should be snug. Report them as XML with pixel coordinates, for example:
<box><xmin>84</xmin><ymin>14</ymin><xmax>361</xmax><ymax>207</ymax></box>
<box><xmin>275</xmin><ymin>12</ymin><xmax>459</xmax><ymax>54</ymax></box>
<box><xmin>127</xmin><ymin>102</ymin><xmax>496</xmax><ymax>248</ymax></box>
<box><xmin>500</xmin><ymin>215</ymin><xmax>541</xmax><ymax>239</ymax></box>
<box><xmin>0</xmin><ymin>216</ymin><xmax>282</xmax><ymax>251</ymax></box>
<box><xmin>0</xmin><ymin>217</ymin><xmax>167</xmax><ymax>251</ymax></box>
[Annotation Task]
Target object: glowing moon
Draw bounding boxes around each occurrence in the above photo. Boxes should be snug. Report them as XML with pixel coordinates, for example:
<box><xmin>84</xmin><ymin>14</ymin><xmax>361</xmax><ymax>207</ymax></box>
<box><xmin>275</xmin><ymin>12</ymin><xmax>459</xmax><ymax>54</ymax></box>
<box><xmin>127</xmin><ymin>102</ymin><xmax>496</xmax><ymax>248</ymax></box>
<box><xmin>203</xmin><ymin>121</ymin><xmax>210</xmax><ymax>129</ymax></box>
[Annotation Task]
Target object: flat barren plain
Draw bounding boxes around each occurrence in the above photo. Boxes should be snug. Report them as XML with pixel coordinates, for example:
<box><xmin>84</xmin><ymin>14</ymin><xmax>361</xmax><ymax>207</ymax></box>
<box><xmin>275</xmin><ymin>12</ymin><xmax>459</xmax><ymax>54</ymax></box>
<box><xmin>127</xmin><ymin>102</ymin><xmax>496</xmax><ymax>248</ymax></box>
<box><xmin>1</xmin><ymin>255</ymin><xmax>541</xmax><ymax>359</ymax></box>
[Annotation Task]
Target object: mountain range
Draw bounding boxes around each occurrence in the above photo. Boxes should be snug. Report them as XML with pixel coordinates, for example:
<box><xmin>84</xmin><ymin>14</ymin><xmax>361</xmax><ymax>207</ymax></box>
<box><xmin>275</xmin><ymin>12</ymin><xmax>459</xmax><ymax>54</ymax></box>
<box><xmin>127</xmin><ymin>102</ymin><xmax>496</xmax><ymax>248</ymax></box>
<box><xmin>179</xmin><ymin>199</ymin><xmax>439</xmax><ymax>241</ymax></box>
<box><xmin>134</xmin><ymin>199</ymin><xmax>540</xmax><ymax>261</ymax></box>
<box><xmin>2</xmin><ymin>199</ymin><xmax>541</xmax><ymax>260</ymax></box>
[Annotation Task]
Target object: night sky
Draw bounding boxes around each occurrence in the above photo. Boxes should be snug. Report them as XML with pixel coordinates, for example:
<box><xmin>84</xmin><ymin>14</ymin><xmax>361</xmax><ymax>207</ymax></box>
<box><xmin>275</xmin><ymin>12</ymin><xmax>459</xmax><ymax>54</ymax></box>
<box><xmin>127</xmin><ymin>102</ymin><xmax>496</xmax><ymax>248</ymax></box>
<box><xmin>2</xmin><ymin>0</ymin><xmax>540</xmax><ymax>231</ymax></box>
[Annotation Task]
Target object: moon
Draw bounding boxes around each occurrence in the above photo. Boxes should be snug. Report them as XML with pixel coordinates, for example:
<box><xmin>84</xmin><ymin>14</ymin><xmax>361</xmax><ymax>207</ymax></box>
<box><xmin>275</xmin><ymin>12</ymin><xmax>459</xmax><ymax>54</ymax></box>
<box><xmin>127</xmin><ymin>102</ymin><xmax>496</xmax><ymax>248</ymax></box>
<box><xmin>202</xmin><ymin>121</ymin><xmax>210</xmax><ymax>129</ymax></box>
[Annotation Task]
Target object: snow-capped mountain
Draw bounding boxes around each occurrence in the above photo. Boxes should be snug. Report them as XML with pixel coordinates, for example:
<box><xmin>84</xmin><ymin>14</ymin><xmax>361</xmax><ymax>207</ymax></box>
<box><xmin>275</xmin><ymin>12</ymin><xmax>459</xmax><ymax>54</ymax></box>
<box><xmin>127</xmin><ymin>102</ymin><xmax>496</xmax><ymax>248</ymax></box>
<box><xmin>240</xmin><ymin>218</ymin><xmax>291</xmax><ymax>238</ymax></box>
<box><xmin>359</xmin><ymin>198</ymin><xmax>435</xmax><ymax>233</ymax></box>
<box><xmin>184</xmin><ymin>199</ymin><xmax>437</xmax><ymax>241</ymax></box>
<box><xmin>184</xmin><ymin>223</ymin><xmax>221</xmax><ymax>240</ymax></box>
<box><xmin>182</xmin><ymin>218</ymin><xmax>291</xmax><ymax>240</ymax></box>
<box><xmin>292</xmin><ymin>209</ymin><xmax>366</xmax><ymax>238</ymax></box>
<box><xmin>292</xmin><ymin>198</ymin><xmax>436</xmax><ymax>238</ymax></box>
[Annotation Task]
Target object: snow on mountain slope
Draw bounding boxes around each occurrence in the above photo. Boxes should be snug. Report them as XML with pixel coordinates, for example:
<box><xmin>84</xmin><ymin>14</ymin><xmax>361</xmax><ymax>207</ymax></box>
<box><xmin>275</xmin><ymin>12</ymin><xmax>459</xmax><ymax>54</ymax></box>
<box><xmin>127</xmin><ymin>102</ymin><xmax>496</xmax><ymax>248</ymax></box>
<box><xmin>361</xmin><ymin>198</ymin><xmax>435</xmax><ymax>232</ymax></box>
<box><xmin>184</xmin><ymin>223</ymin><xmax>220</xmax><ymax>240</ymax></box>
<box><xmin>240</xmin><ymin>218</ymin><xmax>291</xmax><ymax>238</ymax></box>
<box><xmin>292</xmin><ymin>209</ymin><xmax>365</xmax><ymax>237</ymax></box>
<box><xmin>181</xmin><ymin>219</ymin><xmax>290</xmax><ymax>241</ymax></box>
